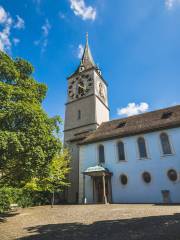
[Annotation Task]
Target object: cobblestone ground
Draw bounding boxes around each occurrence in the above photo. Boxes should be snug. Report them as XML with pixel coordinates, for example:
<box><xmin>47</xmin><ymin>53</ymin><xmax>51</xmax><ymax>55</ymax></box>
<box><xmin>0</xmin><ymin>204</ymin><xmax>180</xmax><ymax>240</ymax></box>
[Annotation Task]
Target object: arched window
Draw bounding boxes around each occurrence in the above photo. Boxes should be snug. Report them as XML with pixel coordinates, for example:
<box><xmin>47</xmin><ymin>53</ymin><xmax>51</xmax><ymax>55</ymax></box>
<box><xmin>137</xmin><ymin>137</ymin><xmax>148</xmax><ymax>159</ymax></box>
<box><xmin>98</xmin><ymin>145</ymin><xmax>105</xmax><ymax>163</ymax></box>
<box><xmin>117</xmin><ymin>141</ymin><xmax>125</xmax><ymax>161</ymax></box>
<box><xmin>160</xmin><ymin>133</ymin><xmax>172</xmax><ymax>155</ymax></box>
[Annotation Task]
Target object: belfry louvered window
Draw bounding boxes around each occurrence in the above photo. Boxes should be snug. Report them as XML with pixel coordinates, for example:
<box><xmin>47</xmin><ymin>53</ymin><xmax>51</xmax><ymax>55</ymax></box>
<box><xmin>160</xmin><ymin>133</ymin><xmax>172</xmax><ymax>155</ymax></box>
<box><xmin>137</xmin><ymin>137</ymin><xmax>148</xmax><ymax>159</ymax></box>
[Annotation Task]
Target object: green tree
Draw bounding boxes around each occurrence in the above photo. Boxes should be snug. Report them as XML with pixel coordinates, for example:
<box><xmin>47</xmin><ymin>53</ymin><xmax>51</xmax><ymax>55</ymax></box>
<box><xmin>48</xmin><ymin>150</ymin><xmax>70</xmax><ymax>207</ymax></box>
<box><xmin>0</xmin><ymin>51</ymin><xmax>63</xmax><ymax>187</ymax></box>
<box><xmin>35</xmin><ymin>149</ymin><xmax>71</xmax><ymax>207</ymax></box>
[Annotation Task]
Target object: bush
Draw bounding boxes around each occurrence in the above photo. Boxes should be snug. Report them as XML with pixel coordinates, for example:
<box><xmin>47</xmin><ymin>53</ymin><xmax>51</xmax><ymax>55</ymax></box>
<box><xmin>17</xmin><ymin>189</ymin><xmax>51</xmax><ymax>207</ymax></box>
<box><xmin>0</xmin><ymin>188</ymin><xmax>12</xmax><ymax>213</ymax></box>
<box><xmin>0</xmin><ymin>187</ymin><xmax>52</xmax><ymax>213</ymax></box>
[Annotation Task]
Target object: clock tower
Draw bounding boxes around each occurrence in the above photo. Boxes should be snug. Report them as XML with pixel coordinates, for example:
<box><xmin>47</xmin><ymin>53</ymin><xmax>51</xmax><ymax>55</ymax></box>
<box><xmin>64</xmin><ymin>34</ymin><xmax>109</xmax><ymax>203</ymax></box>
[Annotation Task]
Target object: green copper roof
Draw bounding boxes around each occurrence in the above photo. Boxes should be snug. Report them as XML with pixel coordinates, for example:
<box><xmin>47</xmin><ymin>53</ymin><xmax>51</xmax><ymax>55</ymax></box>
<box><xmin>84</xmin><ymin>165</ymin><xmax>108</xmax><ymax>173</ymax></box>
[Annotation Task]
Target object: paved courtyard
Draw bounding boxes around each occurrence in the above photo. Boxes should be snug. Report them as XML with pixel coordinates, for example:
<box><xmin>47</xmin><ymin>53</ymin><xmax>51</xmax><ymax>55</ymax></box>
<box><xmin>0</xmin><ymin>204</ymin><xmax>180</xmax><ymax>240</ymax></box>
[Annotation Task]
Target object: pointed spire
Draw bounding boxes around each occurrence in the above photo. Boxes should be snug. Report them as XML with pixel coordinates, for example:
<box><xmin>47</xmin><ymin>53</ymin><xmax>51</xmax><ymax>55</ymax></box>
<box><xmin>86</xmin><ymin>32</ymin><xmax>88</xmax><ymax>44</ymax></box>
<box><xmin>80</xmin><ymin>33</ymin><xmax>95</xmax><ymax>69</ymax></box>
<box><xmin>68</xmin><ymin>33</ymin><xmax>98</xmax><ymax>78</ymax></box>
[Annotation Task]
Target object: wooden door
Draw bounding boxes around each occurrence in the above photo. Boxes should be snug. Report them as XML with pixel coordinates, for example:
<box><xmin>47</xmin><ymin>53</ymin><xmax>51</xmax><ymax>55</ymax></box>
<box><xmin>95</xmin><ymin>177</ymin><xmax>109</xmax><ymax>203</ymax></box>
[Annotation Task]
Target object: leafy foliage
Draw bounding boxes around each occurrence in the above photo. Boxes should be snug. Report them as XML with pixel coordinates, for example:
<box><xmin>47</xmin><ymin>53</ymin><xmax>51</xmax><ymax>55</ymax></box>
<box><xmin>0</xmin><ymin>51</ymin><xmax>63</xmax><ymax>187</ymax></box>
<box><xmin>0</xmin><ymin>187</ymin><xmax>52</xmax><ymax>213</ymax></box>
<box><xmin>41</xmin><ymin>149</ymin><xmax>71</xmax><ymax>193</ymax></box>
<box><xmin>0</xmin><ymin>187</ymin><xmax>12</xmax><ymax>213</ymax></box>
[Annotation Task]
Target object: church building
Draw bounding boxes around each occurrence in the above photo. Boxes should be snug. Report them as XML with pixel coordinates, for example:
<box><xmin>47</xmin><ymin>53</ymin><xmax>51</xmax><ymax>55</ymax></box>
<box><xmin>64</xmin><ymin>34</ymin><xmax>180</xmax><ymax>204</ymax></box>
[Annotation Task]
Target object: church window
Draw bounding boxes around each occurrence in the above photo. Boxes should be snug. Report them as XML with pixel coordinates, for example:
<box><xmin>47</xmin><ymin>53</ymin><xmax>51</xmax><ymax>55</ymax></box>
<box><xmin>137</xmin><ymin>137</ymin><xmax>148</xmax><ymax>159</ymax></box>
<box><xmin>142</xmin><ymin>172</ymin><xmax>151</xmax><ymax>183</ymax></box>
<box><xmin>167</xmin><ymin>169</ymin><xmax>177</xmax><ymax>182</ymax></box>
<box><xmin>77</xmin><ymin>110</ymin><xmax>81</xmax><ymax>120</ymax></box>
<box><xmin>160</xmin><ymin>133</ymin><xmax>172</xmax><ymax>155</ymax></box>
<box><xmin>120</xmin><ymin>174</ymin><xmax>128</xmax><ymax>185</ymax></box>
<box><xmin>117</xmin><ymin>141</ymin><xmax>125</xmax><ymax>161</ymax></box>
<box><xmin>98</xmin><ymin>145</ymin><xmax>105</xmax><ymax>163</ymax></box>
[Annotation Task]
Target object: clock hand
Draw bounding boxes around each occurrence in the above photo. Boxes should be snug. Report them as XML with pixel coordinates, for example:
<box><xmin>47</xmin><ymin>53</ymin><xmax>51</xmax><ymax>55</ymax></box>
<box><xmin>78</xmin><ymin>84</ymin><xmax>86</xmax><ymax>90</ymax></box>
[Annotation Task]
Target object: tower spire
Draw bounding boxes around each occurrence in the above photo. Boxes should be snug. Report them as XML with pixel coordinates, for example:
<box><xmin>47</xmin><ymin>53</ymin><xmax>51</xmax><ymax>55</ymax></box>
<box><xmin>68</xmin><ymin>33</ymin><xmax>97</xmax><ymax>78</ymax></box>
<box><xmin>80</xmin><ymin>33</ymin><xmax>95</xmax><ymax>70</ymax></box>
<box><xmin>86</xmin><ymin>32</ymin><xmax>88</xmax><ymax>44</ymax></box>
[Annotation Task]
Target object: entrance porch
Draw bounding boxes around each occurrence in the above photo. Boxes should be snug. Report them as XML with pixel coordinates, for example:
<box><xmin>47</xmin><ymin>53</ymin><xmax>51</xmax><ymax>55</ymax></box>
<box><xmin>82</xmin><ymin>166</ymin><xmax>113</xmax><ymax>204</ymax></box>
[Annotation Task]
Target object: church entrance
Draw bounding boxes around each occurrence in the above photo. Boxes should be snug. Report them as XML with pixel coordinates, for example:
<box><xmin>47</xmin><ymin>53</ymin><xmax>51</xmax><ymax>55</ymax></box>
<box><xmin>94</xmin><ymin>176</ymin><xmax>110</xmax><ymax>203</ymax></box>
<box><xmin>83</xmin><ymin>166</ymin><xmax>112</xmax><ymax>204</ymax></box>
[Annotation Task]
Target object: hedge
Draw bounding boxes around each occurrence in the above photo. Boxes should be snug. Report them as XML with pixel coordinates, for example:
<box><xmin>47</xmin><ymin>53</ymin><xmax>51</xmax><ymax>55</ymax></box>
<box><xmin>0</xmin><ymin>187</ymin><xmax>52</xmax><ymax>213</ymax></box>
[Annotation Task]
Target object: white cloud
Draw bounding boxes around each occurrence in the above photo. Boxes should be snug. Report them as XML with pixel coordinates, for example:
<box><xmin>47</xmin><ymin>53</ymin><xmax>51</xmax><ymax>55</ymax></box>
<box><xmin>0</xmin><ymin>6</ymin><xmax>12</xmax><ymax>52</ymax></box>
<box><xmin>117</xmin><ymin>102</ymin><xmax>149</xmax><ymax>117</ymax></box>
<box><xmin>0</xmin><ymin>24</ymin><xmax>11</xmax><ymax>51</ymax></box>
<box><xmin>70</xmin><ymin>0</ymin><xmax>96</xmax><ymax>21</ymax></box>
<box><xmin>165</xmin><ymin>0</ymin><xmax>180</xmax><ymax>9</ymax></box>
<box><xmin>34</xmin><ymin>40</ymin><xmax>40</xmax><ymax>46</ymax></box>
<box><xmin>32</xmin><ymin>0</ymin><xmax>42</xmax><ymax>14</ymax></box>
<box><xmin>77</xmin><ymin>44</ymin><xmax>84</xmax><ymax>58</ymax></box>
<box><xmin>14</xmin><ymin>15</ymin><xmax>25</xmax><ymax>29</ymax></box>
<box><xmin>0</xmin><ymin>6</ymin><xmax>24</xmax><ymax>52</ymax></box>
<box><xmin>59</xmin><ymin>12</ymin><xmax>66</xmax><ymax>19</ymax></box>
<box><xmin>0</xmin><ymin>5</ymin><xmax>8</xmax><ymax>24</ymax></box>
<box><xmin>13</xmin><ymin>38</ymin><xmax>20</xmax><ymax>46</ymax></box>
<box><xmin>34</xmin><ymin>19</ymin><xmax>51</xmax><ymax>53</ymax></box>
<box><xmin>42</xmin><ymin>19</ymin><xmax>51</xmax><ymax>37</ymax></box>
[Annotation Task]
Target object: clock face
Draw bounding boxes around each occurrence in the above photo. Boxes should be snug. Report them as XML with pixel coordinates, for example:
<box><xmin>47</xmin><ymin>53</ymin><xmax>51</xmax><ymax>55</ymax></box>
<box><xmin>98</xmin><ymin>82</ymin><xmax>105</xmax><ymax>100</ymax></box>
<box><xmin>68</xmin><ymin>74</ymin><xmax>93</xmax><ymax>100</ymax></box>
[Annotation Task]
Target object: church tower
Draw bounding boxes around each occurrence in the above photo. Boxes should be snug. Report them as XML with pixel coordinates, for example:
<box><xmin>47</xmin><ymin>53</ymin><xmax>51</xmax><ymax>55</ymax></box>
<box><xmin>64</xmin><ymin>34</ymin><xmax>109</xmax><ymax>203</ymax></box>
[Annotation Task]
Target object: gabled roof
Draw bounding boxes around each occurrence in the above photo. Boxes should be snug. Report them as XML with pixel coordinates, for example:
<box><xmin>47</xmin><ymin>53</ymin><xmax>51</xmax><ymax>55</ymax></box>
<box><xmin>80</xmin><ymin>105</ymin><xmax>180</xmax><ymax>144</ymax></box>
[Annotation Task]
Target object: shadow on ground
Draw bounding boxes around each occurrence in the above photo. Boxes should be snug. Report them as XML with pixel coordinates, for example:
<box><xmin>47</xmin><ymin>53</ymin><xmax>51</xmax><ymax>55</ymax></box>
<box><xmin>19</xmin><ymin>213</ymin><xmax>180</xmax><ymax>240</ymax></box>
<box><xmin>0</xmin><ymin>212</ymin><xmax>19</xmax><ymax>223</ymax></box>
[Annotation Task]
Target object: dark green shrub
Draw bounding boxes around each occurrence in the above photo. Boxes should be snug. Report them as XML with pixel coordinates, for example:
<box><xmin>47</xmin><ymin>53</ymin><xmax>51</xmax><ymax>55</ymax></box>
<box><xmin>16</xmin><ymin>189</ymin><xmax>33</xmax><ymax>208</ymax></box>
<box><xmin>0</xmin><ymin>188</ymin><xmax>12</xmax><ymax>213</ymax></box>
<box><xmin>31</xmin><ymin>190</ymin><xmax>51</xmax><ymax>206</ymax></box>
<box><xmin>0</xmin><ymin>187</ymin><xmax>52</xmax><ymax>213</ymax></box>
<box><xmin>17</xmin><ymin>189</ymin><xmax>51</xmax><ymax>207</ymax></box>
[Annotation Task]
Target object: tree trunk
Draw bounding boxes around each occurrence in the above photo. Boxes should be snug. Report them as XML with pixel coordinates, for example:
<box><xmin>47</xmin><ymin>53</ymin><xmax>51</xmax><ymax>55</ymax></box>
<box><xmin>51</xmin><ymin>191</ymin><xmax>55</xmax><ymax>208</ymax></box>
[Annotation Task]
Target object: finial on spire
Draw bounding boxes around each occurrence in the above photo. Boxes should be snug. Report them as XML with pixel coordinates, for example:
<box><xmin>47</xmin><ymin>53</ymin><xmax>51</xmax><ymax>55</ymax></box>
<box><xmin>86</xmin><ymin>32</ymin><xmax>88</xmax><ymax>44</ymax></box>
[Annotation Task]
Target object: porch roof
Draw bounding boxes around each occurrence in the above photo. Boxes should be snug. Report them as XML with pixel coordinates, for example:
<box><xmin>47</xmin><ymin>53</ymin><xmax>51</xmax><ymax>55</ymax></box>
<box><xmin>83</xmin><ymin>165</ymin><xmax>112</xmax><ymax>176</ymax></box>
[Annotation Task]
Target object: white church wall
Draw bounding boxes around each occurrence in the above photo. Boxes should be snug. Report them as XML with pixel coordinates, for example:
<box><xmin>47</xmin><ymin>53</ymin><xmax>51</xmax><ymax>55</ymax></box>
<box><xmin>95</xmin><ymin>97</ymin><xmax>109</xmax><ymax>126</ymax></box>
<box><xmin>79</xmin><ymin>127</ymin><xmax>180</xmax><ymax>203</ymax></box>
<box><xmin>79</xmin><ymin>144</ymin><xmax>98</xmax><ymax>203</ymax></box>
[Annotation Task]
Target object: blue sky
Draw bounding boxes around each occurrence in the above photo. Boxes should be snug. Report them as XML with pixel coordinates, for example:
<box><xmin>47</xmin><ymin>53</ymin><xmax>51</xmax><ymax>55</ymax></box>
<box><xmin>0</xmin><ymin>0</ymin><xmax>180</xmax><ymax>121</ymax></box>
